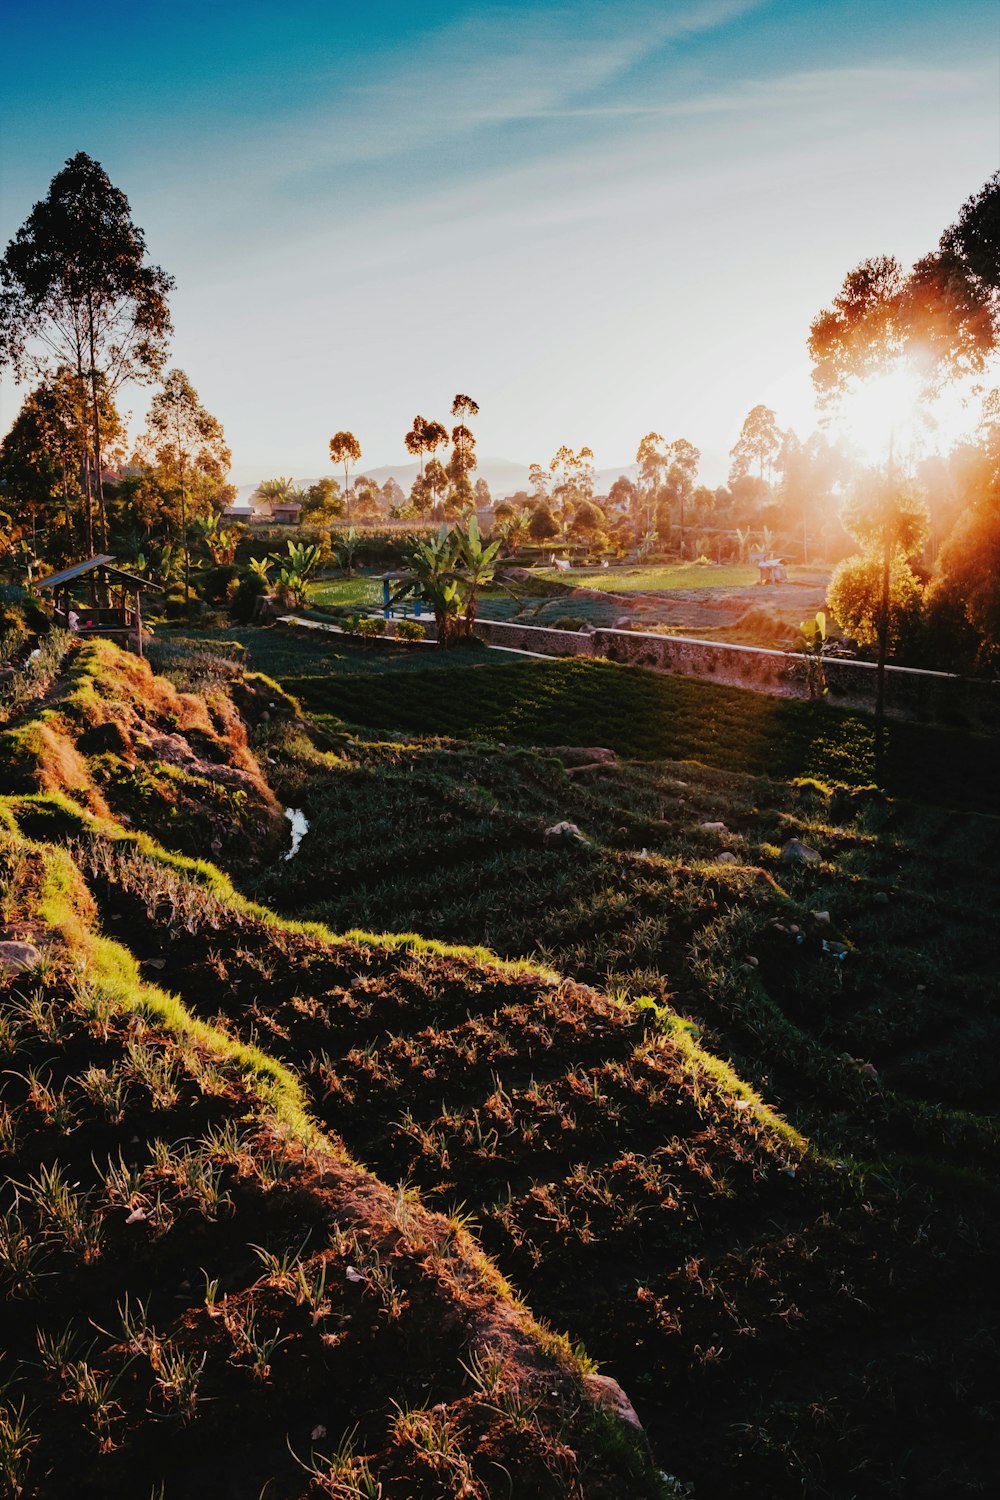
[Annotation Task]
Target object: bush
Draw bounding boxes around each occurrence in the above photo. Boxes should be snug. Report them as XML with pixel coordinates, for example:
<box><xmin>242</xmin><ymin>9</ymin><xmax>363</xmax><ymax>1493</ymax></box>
<box><xmin>200</xmin><ymin>562</ymin><xmax>239</xmax><ymax>605</ymax></box>
<box><xmin>229</xmin><ymin>572</ymin><xmax>268</xmax><ymax>624</ymax></box>
<box><xmin>550</xmin><ymin>616</ymin><xmax>588</xmax><ymax>632</ymax></box>
<box><xmin>828</xmin><ymin>551</ymin><xmax>923</xmax><ymax>654</ymax></box>
<box><xmin>394</xmin><ymin>618</ymin><xmax>426</xmax><ymax>641</ymax></box>
<box><xmin>356</xmin><ymin>616</ymin><xmax>387</xmax><ymax>638</ymax></box>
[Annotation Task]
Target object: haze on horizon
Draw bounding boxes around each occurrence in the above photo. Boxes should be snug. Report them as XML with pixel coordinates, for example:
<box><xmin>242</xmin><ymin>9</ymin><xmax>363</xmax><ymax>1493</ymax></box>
<box><xmin>1</xmin><ymin>0</ymin><xmax>997</xmax><ymax>488</ymax></box>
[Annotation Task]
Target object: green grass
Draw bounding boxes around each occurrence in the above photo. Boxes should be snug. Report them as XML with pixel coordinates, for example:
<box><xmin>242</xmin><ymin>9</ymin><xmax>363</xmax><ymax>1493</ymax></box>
<box><xmin>275</xmin><ymin>654</ymin><xmax>1000</xmax><ymax>813</ymax></box>
<box><xmin>537</xmin><ymin>562</ymin><xmax>823</xmax><ymax>592</ymax></box>
<box><xmin>307</xmin><ymin>575</ymin><xmax>384</xmax><ymax>608</ymax></box>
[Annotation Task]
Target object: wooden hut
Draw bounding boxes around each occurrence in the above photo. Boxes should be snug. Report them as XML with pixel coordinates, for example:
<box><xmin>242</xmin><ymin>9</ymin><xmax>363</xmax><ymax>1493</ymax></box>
<box><xmin>36</xmin><ymin>555</ymin><xmax>159</xmax><ymax>657</ymax></box>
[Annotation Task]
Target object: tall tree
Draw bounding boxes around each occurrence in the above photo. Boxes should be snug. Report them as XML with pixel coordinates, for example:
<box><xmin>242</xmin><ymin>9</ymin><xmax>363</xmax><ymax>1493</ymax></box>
<box><xmin>329</xmin><ymin>431</ymin><xmax>362</xmax><ymax>523</ymax></box>
<box><xmin>143</xmin><ymin>369</ymin><xmax>231</xmax><ymax>607</ymax></box>
<box><xmin>729</xmin><ymin>405</ymin><xmax>782</xmax><ymax>486</ymax></box>
<box><xmin>0</xmin><ymin>153</ymin><xmax>173</xmax><ymax>551</ymax></box>
<box><xmin>663</xmin><ymin>438</ymin><xmax>700</xmax><ymax>555</ymax></box>
<box><xmin>446</xmin><ymin>394</ymin><xmax>479</xmax><ymax>515</ymax></box>
<box><xmin>547</xmin><ymin>445</ymin><xmax>595</xmax><ymax>532</ymax></box>
<box><xmin>404</xmin><ymin>415</ymin><xmax>448</xmax><ymax>475</ymax></box>
<box><xmin>635</xmin><ymin>432</ymin><xmax>666</xmax><ymax>546</ymax></box>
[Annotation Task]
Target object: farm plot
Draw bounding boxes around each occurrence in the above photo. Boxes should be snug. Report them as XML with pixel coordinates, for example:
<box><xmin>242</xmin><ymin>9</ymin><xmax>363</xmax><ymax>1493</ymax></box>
<box><xmin>0</xmin><ymin>829</ymin><xmax>658</xmax><ymax>1500</ymax></box>
<box><xmin>59</xmin><ymin>819</ymin><xmax>1000</xmax><ymax>1500</ymax></box>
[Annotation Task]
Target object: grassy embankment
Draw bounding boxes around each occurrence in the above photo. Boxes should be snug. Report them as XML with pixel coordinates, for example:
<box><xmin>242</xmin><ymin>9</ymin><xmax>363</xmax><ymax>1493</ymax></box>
<box><xmin>0</xmin><ymin>640</ymin><xmax>666</xmax><ymax>1499</ymax></box>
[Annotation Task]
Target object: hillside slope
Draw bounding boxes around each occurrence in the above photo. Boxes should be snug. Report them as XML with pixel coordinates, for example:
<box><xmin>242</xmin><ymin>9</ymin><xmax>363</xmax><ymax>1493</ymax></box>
<box><xmin>3</xmin><ymin>634</ymin><xmax>997</xmax><ymax>1498</ymax></box>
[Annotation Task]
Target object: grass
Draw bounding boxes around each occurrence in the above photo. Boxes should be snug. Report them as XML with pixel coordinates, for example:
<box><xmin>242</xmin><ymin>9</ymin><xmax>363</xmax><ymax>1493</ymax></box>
<box><xmin>307</xmin><ymin>575</ymin><xmax>384</xmax><ymax>609</ymax></box>
<box><xmin>536</xmin><ymin>562</ymin><xmax>822</xmax><ymax>592</ymax></box>
<box><xmin>4</xmin><ymin>629</ymin><xmax>999</xmax><ymax>1499</ymax></box>
<box><xmin>0</xmin><ymin>820</ymin><xmax>660</xmax><ymax>1499</ymax></box>
<box><xmin>271</xmin><ymin>652</ymin><xmax>998</xmax><ymax>813</ymax></box>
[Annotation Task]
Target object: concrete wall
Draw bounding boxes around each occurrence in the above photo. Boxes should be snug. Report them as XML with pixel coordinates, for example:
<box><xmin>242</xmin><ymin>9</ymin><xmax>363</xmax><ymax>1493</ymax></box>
<box><xmin>461</xmin><ymin>617</ymin><xmax>1000</xmax><ymax>733</ymax></box>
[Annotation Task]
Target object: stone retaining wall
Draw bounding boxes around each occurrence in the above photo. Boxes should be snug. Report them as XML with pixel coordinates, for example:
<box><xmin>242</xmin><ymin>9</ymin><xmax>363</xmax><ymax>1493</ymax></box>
<box><xmin>280</xmin><ymin>611</ymin><xmax>1000</xmax><ymax>732</ymax></box>
<box><xmin>462</xmin><ymin>617</ymin><xmax>1000</xmax><ymax>732</ymax></box>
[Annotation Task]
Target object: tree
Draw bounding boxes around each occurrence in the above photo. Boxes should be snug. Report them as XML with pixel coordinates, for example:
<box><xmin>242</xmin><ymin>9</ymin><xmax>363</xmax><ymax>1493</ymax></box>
<box><xmin>838</xmin><ymin>472</ymin><xmax>930</xmax><ymax>767</ymax></box>
<box><xmin>301</xmin><ymin>477</ymin><xmax>343</xmax><ymax>524</ymax></box>
<box><xmin>0</xmin><ymin>369</ymin><xmax>116</xmax><ymax>553</ymax></box>
<box><xmin>352</xmin><ymin>475</ymin><xmax>383</xmax><ymax>523</ymax></box>
<box><xmin>925</xmin><ymin>461</ymin><xmax>1000</xmax><ymax>668</ymax></box>
<box><xmin>404</xmin><ymin>415</ymin><xmax>449</xmax><ymax>475</ymax></box>
<box><xmin>406</xmin><ymin>526</ymin><xmax>463</xmax><ymax>647</ymax></box>
<box><xmin>474</xmin><ymin>476</ymin><xmax>492</xmax><ymax>511</ymax></box>
<box><xmin>455</xmin><ymin>515</ymin><xmax>501</xmax><ymax>637</ymax></box>
<box><xmin>382</xmin><ymin>476</ymin><xmax>405</xmax><ymax>514</ymax></box>
<box><xmin>608</xmin><ymin>474</ymin><xmax>638</xmax><ymax>523</ymax></box>
<box><xmin>729</xmin><ymin>405</ymin><xmax>781</xmax><ymax>486</ymax></box>
<box><xmin>662</xmin><ymin>438</ymin><xmax>700</xmax><ymax>554</ymax></box>
<box><xmin>0</xmin><ymin>153</ymin><xmax>173</xmax><ymax>551</ymax></box>
<box><xmin>254</xmin><ymin>476</ymin><xmax>294</xmax><ymax>513</ymax></box>
<box><xmin>143</xmin><ymin>369</ymin><xmax>231</xmax><ymax>607</ymax></box>
<box><xmin>329</xmin><ymin>431</ymin><xmax>362</xmax><ymax>523</ymax></box>
<box><xmin>446</xmin><ymin>394</ymin><xmax>479</xmax><ymax>515</ymax></box>
<box><xmin>547</xmin><ymin>445</ymin><xmax>595</xmax><ymax>532</ymax></box>
<box><xmin>828</xmin><ymin>552</ymin><xmax>924</xmax><ymax>650</ymax></box>
<box><xmin>0</xmin><ymin>387</ymin><xmax>62</xmax><ymax>555</ymax></box>
<box><xmin>635</xmin><ymin>432</ymin><xmax>666</xmax><ymax>544</ymax></box>
<box><xmin>528</xmin><ymin>502</ymin><xmax>559</xmax><ymax>544</ymax></box>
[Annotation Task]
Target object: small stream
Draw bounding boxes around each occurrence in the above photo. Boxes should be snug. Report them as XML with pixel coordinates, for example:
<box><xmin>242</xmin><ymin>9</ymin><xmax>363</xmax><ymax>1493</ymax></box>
<box><xmin>283</xmin><ymin>807</ymin><xmax>309</xmax><ymax>861</ymax></box>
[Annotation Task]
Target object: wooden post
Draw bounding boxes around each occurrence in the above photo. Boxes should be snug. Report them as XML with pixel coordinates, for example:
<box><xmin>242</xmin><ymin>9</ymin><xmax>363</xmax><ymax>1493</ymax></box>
<box><xmin>135</xmin><ymin>587</ymin><xmax>143</xmax><ymax>658</ymax></box>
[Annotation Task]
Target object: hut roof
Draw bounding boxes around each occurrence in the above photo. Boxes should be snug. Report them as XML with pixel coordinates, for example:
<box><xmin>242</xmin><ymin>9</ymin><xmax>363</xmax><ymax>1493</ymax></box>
<box><xmin>37</xmin><ymin>556</ymin><xmax>160</xmax><ymax>592</ymax></box>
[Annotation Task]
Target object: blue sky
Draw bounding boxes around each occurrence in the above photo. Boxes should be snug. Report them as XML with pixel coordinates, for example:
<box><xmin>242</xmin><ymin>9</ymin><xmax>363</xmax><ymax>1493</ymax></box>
<box><xmin>1</xmin><ymin>1</ymin><xmax>997</xmax><ymax>484</ymax></box>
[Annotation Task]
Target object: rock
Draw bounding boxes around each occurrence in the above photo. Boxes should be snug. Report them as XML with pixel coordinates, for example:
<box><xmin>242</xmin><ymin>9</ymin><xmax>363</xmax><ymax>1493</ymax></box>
<box><xmin>810</xmin><ymin>910</ymin><xmax>832</xmax><ymax>927</ymax></box>
<box><xmin>0</xmin><ymin>941</ymin><xmax>41</xmax><ymax>975</ymax></box>
<box><xmin>873</xmin><ymin>891</ymin><xmax>890</xmax><ymax>906</ymax></box>
<box><xmin>544</xmin><ymin>821</ymin><xmax>590</xmax><ymax>847</ymax></box>
<box><xmin>779</xmin><ymin>838</ymin><xmax>821</xmax><ymax>865</ymax></box>
<box><xmin>701</xmin><ymin>821</ymin><xmax>728</xmax><ymax>833</ymax></box>
<box><xmin>584</xmin><ymin>1373</ymin><xmax>644</xmax><ymax>1433</ymax></box>
<box><xmin>546</xmin><ymin>746</ymin><xmax>617</xmax><ymax>767</ymax></box>
<box><xmin>716</xmin><ymin>851</ymin><xmax>738</xmax><ymax>865</ymax></box>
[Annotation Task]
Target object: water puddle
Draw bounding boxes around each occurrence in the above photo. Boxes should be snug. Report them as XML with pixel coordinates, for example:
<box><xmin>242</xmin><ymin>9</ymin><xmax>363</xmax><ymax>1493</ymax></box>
<box><xmin>283</xmin><ymin>807</ymin><xmax>309</xmax><ymax>861</ymax></box>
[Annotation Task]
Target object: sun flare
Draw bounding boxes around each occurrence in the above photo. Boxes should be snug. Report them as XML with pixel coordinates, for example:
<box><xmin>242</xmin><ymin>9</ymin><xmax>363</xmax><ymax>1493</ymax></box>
<box><xmin>829</xmin><ymin>366</ymin><xmax>980</xmax><ymax>467</ymax></box>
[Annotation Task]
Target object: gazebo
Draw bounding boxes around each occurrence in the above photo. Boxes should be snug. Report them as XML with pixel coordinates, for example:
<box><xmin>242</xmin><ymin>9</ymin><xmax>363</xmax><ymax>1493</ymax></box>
<box><xmin>36</xmin><ymin>555</ymin><xmax>159</xmax><ymax>657</ymax></box>
<box><xmin>378</xmin><ymin>571</ymin><xmax>424</xmax><ymax>619</ymax></box>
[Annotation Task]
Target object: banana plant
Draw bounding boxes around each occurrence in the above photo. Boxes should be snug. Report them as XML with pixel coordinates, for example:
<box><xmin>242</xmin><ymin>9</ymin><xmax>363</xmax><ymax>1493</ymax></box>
<box><xmin>270</xmin><ymin>539</ymin><xmax>321</xmax><ymax>607</ymax></box>
<box><xmin>335</xmin><ymin>526</ymin><xmax>361</xmax><ymax>576</ymax></box>
<box><xmin>794</xmin><ymin>610</ymin><xmax>829</xmax><ymax>699</ymax></box>
<box><xmin>405</xmin><ymin>525</ymin><xmax>463</xmax><ymax>646</ymax></box>
<box><xmin>455</xmin><ymin>515</ymin><xmax>501</xmax><ymax>635</ymax></box>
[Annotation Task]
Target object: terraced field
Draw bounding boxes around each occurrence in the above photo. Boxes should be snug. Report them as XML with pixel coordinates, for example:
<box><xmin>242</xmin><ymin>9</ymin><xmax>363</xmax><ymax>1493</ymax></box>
<box><xmin>2</xmin><ymin>629</ymin><xmax>997</xmax><ymax>1497</ymax></box>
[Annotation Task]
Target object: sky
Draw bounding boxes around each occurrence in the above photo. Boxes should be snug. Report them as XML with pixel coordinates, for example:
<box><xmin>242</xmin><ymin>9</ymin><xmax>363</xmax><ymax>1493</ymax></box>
<box><xmin>1</xmin><ymin>0</ymin><xmax>997</xmax><ymax>487</ymax></box>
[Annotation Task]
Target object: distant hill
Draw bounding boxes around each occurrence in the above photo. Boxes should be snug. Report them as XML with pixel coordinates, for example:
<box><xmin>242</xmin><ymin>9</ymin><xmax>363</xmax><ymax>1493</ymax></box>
<box><xmin>233</xmin><ymin>457</ymin><xmax>640</xmax><ymax>508</ymax></box>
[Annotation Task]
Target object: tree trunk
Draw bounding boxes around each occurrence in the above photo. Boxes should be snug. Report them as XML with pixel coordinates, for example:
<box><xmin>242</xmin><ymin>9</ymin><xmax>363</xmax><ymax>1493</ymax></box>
<box><xmin>76</xmin><ymin>355</ymin><xmax>94</xmax><ymax>555</ymax></box>
<box><xmin>181</xmin><ymin>453</ymin><xmax>190</xmax><ymax>609</ymax></box>
<box><xmin>81</xmin><ymin>436</ymin><xmax>94</xmax><ymax>555</ymax></box>
<box><xmin>87</xmin><ymin>291</ymin><xmax>108</xmax><ymax>551</ymax></box>
<box><xmin>874</xmin><ymin>538</ymin><xmax>890</xmax><ymax>780</ymax></box>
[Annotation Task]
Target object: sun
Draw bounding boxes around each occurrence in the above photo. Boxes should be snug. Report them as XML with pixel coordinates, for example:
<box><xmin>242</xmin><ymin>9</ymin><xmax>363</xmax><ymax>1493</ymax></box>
<box><xmin>829</xmin><ymin>365</ymin><xmax>979</xmax><ymax>466</ymax></box>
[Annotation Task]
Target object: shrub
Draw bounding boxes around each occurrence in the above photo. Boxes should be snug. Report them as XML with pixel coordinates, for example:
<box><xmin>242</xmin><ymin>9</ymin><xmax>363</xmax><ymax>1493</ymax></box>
<box><xmin>356</xmin><ymin>616</ymin><xmax>387</xmax><ymax>638</ymax></box>
<box><xmin>229</xmin><ymin>573</ymin><xmax>268</xmax><ymax>624</ymax></box>
<box><xmin>394</xmin><ymin>618</ymin><xmax>426</xmax><ymax>642</ymax></box>
<box><xmin>201</xmin><ymin>563</ymin><xmax>239</xmax><ymax>605</ymax></box>
<box><xmin>549</xmin><ymin>616</ymin><xmax>588</xmax><ymax>632</ymax></box>
<box><xmin>828</xmin><ymin>551</ymin><xmax>923</xmax><ymax>653</ymax></box>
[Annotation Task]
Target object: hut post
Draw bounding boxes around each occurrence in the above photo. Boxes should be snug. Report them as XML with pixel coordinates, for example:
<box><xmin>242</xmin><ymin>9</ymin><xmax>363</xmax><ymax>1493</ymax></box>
<box><xmin>135</xmin><ymin>587</ymin><xmax>143</xmax><ymax>658</ymax></box>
